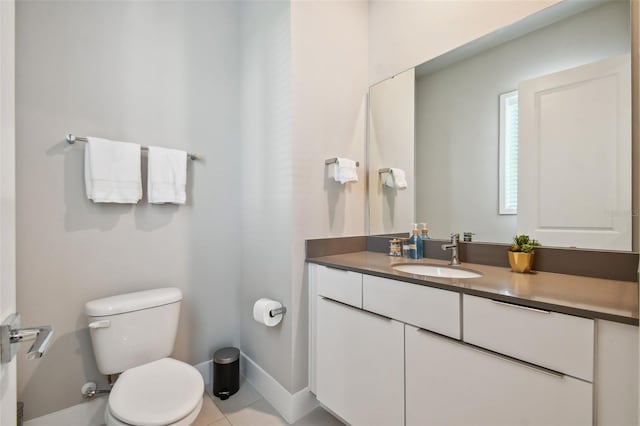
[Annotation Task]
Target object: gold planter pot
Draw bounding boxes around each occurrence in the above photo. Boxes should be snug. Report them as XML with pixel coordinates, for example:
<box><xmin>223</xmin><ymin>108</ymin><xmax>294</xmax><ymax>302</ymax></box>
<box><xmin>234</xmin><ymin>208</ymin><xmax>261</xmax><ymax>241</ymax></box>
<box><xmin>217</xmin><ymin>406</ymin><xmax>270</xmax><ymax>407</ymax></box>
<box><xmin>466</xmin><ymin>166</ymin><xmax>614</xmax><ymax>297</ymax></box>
<box><xmin>508</xmin><ymin>251</ymin><xmax>534</xmax><ymax>273</ymax></box>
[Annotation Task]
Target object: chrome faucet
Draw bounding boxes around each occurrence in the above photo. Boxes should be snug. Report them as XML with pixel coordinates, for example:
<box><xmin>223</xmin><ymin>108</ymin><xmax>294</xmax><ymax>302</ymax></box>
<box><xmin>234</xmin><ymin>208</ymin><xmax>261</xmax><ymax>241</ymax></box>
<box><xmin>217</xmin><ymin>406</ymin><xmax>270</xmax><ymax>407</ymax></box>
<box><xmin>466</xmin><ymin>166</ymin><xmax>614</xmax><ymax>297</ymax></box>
<box><xmin>441</xmin><ymin>233</ymin><xmax>461</xmax><ymax>265</ymax></box>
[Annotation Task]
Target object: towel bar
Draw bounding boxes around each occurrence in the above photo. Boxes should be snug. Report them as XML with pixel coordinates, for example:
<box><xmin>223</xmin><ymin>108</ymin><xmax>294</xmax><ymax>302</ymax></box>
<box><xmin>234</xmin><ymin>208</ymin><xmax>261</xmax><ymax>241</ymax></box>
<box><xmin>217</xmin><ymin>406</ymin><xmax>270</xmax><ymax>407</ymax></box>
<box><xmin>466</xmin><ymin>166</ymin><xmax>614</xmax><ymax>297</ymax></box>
<box><xmin>66</xmin><ymin>133</ymin><xmax>201</xmax><ymax>161</ymax></box>
<box><xmin>325</xmin><ymin>158</ymin><xmax>359</xmax><ymax>167</ymax></box>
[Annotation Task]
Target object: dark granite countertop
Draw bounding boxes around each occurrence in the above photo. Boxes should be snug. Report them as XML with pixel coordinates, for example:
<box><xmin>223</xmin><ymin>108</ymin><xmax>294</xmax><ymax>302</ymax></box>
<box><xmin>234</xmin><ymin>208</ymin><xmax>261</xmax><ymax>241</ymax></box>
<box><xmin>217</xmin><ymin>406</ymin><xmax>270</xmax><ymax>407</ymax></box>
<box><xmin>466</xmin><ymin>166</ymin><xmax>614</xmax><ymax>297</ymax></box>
<box><xmin>307</xmin><ymin>251</ymin><xmax>638</xmax><ymax>325</ymax></box>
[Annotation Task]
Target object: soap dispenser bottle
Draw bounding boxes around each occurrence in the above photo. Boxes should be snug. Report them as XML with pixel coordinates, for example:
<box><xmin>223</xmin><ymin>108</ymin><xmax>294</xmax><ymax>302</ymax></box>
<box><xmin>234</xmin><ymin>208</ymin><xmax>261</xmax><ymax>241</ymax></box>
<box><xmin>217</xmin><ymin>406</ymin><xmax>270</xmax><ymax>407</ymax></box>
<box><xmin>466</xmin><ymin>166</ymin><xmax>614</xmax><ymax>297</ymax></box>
<box><xmin>419</xmin><ymin>223</ymin><xmax>431</xmax><ymax>240</ymax></box>
<box><xmin>409</xmin><ymin>224</ymin><xmax>423</xmax><ymax>259</ymax></box>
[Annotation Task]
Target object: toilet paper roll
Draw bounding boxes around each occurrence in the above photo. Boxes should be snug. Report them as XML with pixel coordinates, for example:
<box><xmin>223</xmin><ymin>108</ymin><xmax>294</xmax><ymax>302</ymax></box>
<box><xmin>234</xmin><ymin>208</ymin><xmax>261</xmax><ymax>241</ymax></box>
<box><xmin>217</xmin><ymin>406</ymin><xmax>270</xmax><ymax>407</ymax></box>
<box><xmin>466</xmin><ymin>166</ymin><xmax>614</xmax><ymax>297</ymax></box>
<box><xmin>253</xmin><ymin>298</ymin><xmax>283</xmax><ymax>327</ymax></box>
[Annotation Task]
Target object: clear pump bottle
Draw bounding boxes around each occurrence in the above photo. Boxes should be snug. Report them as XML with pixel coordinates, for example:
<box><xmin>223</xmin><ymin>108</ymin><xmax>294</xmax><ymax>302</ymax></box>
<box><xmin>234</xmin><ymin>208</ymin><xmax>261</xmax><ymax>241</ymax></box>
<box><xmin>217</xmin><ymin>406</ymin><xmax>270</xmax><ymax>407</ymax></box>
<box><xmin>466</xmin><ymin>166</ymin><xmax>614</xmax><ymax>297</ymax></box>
<box><xmin>419</xmin><ymin>223</ymin><xmax>430</xmax><ymax>240</ymax></box>
<box><xmin>409</xmin><ymin>224</ymin><xmax>423</xmax><ymax>259</ymax></box>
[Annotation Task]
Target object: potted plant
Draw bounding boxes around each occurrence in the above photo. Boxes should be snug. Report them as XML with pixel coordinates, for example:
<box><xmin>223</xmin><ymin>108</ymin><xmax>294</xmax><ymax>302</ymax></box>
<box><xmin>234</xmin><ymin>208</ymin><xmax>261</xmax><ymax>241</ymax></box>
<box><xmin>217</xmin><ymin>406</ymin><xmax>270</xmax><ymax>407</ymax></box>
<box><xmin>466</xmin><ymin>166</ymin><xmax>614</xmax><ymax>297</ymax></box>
<box><xmin>508</xmin><ymin>234</ymin><xmax>541</xmax><ymax>273</ymax></box>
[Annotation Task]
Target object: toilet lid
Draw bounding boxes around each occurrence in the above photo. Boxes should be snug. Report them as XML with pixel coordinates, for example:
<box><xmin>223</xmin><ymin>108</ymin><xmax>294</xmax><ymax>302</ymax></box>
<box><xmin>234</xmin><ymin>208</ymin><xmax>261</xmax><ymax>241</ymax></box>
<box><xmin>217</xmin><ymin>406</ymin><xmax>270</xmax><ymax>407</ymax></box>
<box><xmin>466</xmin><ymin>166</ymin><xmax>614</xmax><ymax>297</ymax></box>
<box><xmin>109</xmin><ymin>358</ymin><xmax>204</xmax><ymax>426</ymax></box>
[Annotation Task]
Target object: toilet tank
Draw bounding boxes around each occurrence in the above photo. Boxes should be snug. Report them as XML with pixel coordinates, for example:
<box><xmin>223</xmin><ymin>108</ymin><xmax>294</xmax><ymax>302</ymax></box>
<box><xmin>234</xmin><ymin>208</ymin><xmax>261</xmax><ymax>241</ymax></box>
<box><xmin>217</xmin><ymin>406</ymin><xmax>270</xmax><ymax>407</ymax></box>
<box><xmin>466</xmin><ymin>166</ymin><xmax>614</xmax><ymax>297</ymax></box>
<box><xmin>85</xmin><ymin>287</ymin><xmax>182</xmax><ymax>375</ymax></box>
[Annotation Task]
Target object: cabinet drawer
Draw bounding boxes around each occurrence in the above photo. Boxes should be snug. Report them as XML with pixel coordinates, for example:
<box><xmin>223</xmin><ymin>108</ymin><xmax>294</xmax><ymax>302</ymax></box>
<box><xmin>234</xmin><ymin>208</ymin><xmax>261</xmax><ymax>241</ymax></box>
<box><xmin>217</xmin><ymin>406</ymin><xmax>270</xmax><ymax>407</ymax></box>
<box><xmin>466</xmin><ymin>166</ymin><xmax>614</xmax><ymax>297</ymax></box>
<box><xmin>316</xmin><ymin>265</ymin><xmax>362</xmax><ymax>308</ymax></box>
<box><xmin>406</xmin><ymin>325</ymin><xmax>592</xmax><ymax>426</ymax></box>
<box><xmin>463</xmin><ymin>294</ymin><xmax>594</xmax><ymax>381</ymax></box>
<box><xmin>363</xmin><ymin>274</ymin><xmax>460</xmax><ymax>339</ymax></box>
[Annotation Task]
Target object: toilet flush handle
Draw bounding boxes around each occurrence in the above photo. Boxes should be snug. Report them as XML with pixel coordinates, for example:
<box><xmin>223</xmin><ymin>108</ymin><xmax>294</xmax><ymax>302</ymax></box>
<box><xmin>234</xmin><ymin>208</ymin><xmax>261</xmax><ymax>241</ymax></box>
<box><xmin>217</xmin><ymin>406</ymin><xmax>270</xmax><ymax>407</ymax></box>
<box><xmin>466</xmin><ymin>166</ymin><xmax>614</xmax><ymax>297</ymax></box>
<box><xmin>89</xmin><ymin>320</ymin><xmax>110</xmax><ymax>329</ymax></box>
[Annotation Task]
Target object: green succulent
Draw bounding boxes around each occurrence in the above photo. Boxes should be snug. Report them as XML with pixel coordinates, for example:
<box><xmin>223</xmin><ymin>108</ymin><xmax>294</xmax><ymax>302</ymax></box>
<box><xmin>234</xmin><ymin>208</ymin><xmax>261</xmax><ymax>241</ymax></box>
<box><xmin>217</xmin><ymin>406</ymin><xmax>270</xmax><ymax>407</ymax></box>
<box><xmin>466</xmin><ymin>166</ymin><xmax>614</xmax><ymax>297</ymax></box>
<box><xmin>510</xmin><ymin>234</ymin><xmax>541</xmax><ymax>253</ymax></box>
<box><xmin>520</xmin><ymin>243</ymin><xmax>534</xmax><ymax>253</ymax></box>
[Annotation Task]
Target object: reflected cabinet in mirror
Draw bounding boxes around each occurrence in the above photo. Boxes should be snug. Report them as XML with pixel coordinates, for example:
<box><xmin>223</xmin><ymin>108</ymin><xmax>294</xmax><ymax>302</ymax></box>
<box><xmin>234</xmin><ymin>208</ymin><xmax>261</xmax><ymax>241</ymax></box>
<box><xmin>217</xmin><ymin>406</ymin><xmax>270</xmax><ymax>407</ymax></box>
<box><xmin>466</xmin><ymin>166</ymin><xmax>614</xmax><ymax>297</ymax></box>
<box><xmin>368</xmin><ymin>0</ymin><xmax>633</xmax><ymax>251</ymax></box>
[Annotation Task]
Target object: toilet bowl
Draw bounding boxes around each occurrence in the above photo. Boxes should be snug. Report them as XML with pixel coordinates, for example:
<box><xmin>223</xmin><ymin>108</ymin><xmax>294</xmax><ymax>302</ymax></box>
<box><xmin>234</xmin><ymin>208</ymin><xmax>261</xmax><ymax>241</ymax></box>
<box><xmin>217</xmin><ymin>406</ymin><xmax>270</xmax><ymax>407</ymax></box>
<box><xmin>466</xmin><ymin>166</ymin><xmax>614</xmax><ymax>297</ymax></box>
<box><xmin>85</xmin><ymin>288</ymin><xmax>204</xmax><ymax>426</ymax></box>
<box><xmin>105</xmin><ymin>358</ymin><xmax>204</xmax><ymax>426</ymax></box>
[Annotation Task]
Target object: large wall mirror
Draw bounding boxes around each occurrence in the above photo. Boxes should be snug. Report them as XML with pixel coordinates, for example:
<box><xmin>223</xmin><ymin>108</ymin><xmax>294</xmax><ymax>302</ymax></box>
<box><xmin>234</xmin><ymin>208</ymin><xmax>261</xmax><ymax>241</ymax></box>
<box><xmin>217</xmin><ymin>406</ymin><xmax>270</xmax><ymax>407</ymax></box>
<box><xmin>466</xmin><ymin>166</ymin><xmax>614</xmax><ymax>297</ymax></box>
<box><xmin>368</xmin><ymin>0</ymin><xmax>634</xmax><ymax>251</ymax></box>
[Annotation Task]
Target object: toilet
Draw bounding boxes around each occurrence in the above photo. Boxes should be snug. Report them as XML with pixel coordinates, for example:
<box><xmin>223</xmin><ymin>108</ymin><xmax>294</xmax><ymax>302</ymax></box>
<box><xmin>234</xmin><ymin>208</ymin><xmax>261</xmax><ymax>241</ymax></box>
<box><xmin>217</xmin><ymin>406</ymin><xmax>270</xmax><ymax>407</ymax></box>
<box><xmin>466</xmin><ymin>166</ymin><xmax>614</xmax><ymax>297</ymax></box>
<box><xmin>85</xmin><ymin>288</ymin><xmax>204</xmax><ymax>426</ymax></box>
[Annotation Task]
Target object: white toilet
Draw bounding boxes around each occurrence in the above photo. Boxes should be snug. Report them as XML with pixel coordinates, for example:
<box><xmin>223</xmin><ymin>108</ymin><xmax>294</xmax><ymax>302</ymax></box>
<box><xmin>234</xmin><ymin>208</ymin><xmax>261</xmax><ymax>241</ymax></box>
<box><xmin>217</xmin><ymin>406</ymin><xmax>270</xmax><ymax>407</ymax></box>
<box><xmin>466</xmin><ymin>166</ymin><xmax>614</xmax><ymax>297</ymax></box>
<box><xmin>85</xmin><ymin>287</ymin><xmax>204</xmax><ymax>426</ymax></box>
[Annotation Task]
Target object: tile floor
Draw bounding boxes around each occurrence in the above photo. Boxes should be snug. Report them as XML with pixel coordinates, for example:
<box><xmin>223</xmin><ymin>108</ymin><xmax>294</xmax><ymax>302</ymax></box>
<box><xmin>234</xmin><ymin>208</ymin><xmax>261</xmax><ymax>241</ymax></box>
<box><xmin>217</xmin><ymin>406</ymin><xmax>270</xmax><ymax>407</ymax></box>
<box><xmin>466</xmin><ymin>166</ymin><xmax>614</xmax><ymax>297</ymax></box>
<box><xmin>192</xmin><ymin>377</ymin><xmax>344</xmax><ymax>426</ymax></box>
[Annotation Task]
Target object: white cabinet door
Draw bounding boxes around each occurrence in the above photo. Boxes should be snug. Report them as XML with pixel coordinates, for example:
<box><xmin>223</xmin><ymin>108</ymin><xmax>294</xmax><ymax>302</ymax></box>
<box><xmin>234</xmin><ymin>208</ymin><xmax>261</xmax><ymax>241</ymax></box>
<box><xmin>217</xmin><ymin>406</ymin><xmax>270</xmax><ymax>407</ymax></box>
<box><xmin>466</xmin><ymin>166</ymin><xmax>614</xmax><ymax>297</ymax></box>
<box><xmin>316</xmin><ymin>297</ymin><xmax>404</xmax><ymax>426</ymax></box>
<box><xmin>595</xmin><ymin>320</ymin><xmax>638</xmax><ymax>426</ymax></box>
<box><xmin>406</xmin><ymin>325</ymin><xmax>592</xmax><ymax>426</ymax></box>
<box><xmin>518</xmin><ymin>55</ymin><xmax>631</xmax><ymax>250</ymax></box>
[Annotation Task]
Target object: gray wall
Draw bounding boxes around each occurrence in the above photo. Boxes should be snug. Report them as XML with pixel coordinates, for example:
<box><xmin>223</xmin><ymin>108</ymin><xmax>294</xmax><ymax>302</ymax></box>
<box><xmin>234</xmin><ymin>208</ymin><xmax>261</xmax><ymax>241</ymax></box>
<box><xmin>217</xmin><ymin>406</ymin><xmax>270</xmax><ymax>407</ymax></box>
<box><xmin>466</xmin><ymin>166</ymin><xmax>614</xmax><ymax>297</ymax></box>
<box><xmin>16</xmin><ymin>1</ymin><xmax>369</xmax><ymax>418</ymax></box>
<box><xmin>16</xmin><ymin>1</ymin><xmax>242</xmax><ymax>420</ymax></box>
<box><xmin>237</xmin><ymin>0</ymin><xmax>370</xmax><ymax>395</ymax></box>
<box><xmin>415</xmin><ymin>1</ymin><xmax>630</xmax><ymax>243</ymax></box>
<box><xmin>238</xmin><ymin>0</ymin><xmax>294</xmax><ymax>392</ymax></box>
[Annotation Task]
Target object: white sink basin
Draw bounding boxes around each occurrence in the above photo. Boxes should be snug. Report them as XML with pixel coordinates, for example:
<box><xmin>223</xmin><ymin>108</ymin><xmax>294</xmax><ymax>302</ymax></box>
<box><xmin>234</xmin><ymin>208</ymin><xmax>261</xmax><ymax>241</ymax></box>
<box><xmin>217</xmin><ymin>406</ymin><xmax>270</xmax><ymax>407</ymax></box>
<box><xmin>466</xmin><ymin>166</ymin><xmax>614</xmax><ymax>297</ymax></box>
<box><xmin>392</xmin><ymin>264</ymin><xmax>482</xmax><ymax>279</ymax></box>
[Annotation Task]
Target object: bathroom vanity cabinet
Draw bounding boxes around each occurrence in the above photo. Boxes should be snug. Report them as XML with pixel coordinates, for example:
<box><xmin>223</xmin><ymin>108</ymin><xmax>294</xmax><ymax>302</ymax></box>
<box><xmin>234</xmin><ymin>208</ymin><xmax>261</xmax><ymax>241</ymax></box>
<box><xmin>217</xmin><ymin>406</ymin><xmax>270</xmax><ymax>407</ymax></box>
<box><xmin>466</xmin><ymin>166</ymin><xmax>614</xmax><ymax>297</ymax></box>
<box><xmin>308</xmin><ymin>263</ymin><xmax>639</xmax><ymax>426</ymax></box>
<box><xmin>314</xmin><ymin>265</ymin><xmax>405</xmax><ymax>425</ymax></box>
<box><xmin>316</xmin><ymin>297</ymin><xmax>404</xmax><ymax>426</ymax></box>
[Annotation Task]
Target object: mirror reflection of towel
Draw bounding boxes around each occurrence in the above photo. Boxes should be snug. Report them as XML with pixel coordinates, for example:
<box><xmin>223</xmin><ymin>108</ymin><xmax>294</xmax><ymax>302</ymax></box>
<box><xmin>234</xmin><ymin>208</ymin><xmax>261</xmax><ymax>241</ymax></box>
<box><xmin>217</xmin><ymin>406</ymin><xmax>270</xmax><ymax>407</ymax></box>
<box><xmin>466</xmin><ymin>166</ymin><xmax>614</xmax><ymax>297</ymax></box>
<box><xmin>383</xmin><ymin>168</ymin><xmax>407</xmax><ymax>190</ymax></box>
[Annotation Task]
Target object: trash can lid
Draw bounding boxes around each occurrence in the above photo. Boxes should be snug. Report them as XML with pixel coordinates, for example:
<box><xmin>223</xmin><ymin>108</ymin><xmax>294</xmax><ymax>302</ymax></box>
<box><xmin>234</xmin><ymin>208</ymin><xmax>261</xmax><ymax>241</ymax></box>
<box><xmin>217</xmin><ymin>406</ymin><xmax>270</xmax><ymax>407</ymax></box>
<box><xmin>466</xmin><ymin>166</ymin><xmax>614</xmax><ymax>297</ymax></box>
<box><xmin>214</xmin><ymin>347</ymin><xmax>240</xmax><ymax>364</ymax></box>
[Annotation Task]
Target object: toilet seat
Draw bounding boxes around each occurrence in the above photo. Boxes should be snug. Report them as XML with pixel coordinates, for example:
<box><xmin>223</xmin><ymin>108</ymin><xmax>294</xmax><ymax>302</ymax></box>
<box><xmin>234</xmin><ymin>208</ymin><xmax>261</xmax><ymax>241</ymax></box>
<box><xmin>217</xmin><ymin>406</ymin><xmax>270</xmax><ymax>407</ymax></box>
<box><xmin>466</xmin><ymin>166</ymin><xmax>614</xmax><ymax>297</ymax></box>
<box><xmin>107</xmin><ymin>357</ymin><xmax>204</xmax><ymax>426</ymax></box>
<box><xmin>106</xmin><ymin>397</ymin><xmax>203</xmax><ymax>426</ymax></box>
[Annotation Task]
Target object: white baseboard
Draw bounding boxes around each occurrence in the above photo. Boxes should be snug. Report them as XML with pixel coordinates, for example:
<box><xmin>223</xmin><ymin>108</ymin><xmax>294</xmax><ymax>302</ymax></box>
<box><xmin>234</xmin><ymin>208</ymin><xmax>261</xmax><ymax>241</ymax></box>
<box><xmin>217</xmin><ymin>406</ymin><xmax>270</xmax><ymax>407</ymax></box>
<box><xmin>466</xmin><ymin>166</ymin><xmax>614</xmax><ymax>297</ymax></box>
<box><xmin>23</xmin><ymin>397</ymin><xmax>107</xmax><ymax>426</ymax></box>
<box><xmin>240</xmin><ymin>352</ymin><xmax>318</xmax><ymax>424</ymax></box>
<box><xmin>192</xmin><ymin>354</ymin><xmax>318</xmax><ymax>424</ymax></box>
<box><xmin>23</xmin><ymin>356</ymin><xmax>316</xmax><ymax>426</ymax></box>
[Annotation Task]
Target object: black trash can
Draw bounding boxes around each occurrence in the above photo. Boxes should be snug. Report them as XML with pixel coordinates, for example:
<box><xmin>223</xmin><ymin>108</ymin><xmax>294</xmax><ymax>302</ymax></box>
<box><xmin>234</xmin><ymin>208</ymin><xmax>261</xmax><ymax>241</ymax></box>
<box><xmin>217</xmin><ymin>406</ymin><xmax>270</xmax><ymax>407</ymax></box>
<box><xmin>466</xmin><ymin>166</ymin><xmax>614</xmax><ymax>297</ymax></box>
<box><xmin>213</xmin><ymin>347</ymin><xmax>240</xmax><ymax>400</ymax></box>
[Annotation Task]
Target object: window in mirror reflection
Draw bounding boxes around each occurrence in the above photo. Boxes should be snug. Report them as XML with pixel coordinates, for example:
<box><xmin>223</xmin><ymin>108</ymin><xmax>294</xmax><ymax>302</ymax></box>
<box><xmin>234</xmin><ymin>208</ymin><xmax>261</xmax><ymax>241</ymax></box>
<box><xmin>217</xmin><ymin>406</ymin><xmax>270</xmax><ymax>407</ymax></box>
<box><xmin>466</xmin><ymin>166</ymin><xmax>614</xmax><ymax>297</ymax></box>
<box><xmin>499</xmin><ymin>90</ymin><xmax>518</xmax><ymax>215</ymax></box>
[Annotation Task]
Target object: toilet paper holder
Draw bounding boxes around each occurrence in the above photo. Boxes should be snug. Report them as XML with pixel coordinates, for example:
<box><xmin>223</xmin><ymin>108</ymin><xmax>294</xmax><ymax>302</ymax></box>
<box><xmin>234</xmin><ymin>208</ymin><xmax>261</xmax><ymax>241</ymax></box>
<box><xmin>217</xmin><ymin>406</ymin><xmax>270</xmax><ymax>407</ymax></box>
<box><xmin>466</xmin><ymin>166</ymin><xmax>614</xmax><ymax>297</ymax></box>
<box><xmin>269</xmin><ymin>306</ymin><xmax>287</xmax><ymax>318</ymax></box>
<box><xmin>253</xmin><ymin>299</ymin><xmax>286</xmax><ymax>327</ymax></box>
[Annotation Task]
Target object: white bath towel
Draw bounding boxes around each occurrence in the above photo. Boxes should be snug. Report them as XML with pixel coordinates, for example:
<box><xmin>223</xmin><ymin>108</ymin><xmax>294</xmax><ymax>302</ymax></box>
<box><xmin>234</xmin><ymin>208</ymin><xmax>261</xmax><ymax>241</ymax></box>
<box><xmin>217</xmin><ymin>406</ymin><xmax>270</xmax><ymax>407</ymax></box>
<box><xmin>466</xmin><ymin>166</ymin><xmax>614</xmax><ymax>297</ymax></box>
<box><xmin>333</xmin><ymin>157</ymin><xmax>358</xmax><ymax>184</ymax></box>
<box><xmin>383</xmin><ymin>168</ymin><xmax>408</xmax><ymax>190</ymax></box>
<box><xmin>84</xmin><ymin>137</ymin><xmax>142</xmax><ymax>203</ymax></box>
<box><xmin>147</xmin><ymin>146</ymin><xmax>187</xmax><ymax>204</ymax></box>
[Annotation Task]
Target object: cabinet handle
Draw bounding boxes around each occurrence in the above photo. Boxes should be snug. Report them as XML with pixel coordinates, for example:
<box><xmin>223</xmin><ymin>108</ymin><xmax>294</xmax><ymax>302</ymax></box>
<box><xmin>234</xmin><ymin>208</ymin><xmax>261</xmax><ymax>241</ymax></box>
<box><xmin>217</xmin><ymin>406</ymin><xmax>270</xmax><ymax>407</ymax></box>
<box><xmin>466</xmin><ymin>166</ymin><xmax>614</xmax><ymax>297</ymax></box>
<box><xmin>465</xmin><ymin>342</ymin><xmax>565</xmax><ymax>379</ymax></box>
<box><xmin>320</xmin><ymin>297</ymin><xmax>393</xmax><ymax>321</ymax></box>
<box><xmin>415</xmin><ymin>327</ymin><xmax>565</xmax><ymax>379</ymax></box>
<box><xmin>491</xmin><ymin>299</ymin><xmax>550</xmax><ymax>314</ymax></box>
<box><xmin>320</xmin><ymin>265</ymin><xmax>349</xmax><ymax>273</ymax></box>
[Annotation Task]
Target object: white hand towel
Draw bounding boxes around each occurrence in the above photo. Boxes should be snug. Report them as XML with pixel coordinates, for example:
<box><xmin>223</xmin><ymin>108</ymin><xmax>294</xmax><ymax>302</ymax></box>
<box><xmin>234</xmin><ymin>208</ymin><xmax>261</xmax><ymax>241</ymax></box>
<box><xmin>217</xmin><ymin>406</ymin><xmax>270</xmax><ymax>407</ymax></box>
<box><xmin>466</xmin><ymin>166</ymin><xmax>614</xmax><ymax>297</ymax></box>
<box><xmin>147</xmin><ymin>146</ymin><xmax>187</xmax><ymax>204</ymax></box>
<box><xmin>84</xmin><ymin>137</ymin><xmax>142</xmax><ymax>203</ymax></box>
<box><xmin>383</xmin><ymin>168</ymin><xmax>408</xmax><ymax>190</ymax></box>
<box><xmin>333</xmin><ymin>157</ymin><xmax>358</xmax><ymax>184</ymax></box>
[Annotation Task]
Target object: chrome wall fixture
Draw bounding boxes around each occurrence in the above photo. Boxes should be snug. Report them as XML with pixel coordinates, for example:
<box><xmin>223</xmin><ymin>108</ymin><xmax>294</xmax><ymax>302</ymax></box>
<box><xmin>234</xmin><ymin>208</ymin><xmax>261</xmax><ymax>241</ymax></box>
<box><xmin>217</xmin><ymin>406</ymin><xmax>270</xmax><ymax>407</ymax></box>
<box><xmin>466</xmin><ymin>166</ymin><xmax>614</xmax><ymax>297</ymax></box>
<box><xmin>0</xmin><ymin>313</ymin><xmax>53</xmax><ymax>363</ymax></box>
<box><xmin>66</xmin><ymin>133</ymin><xmax>201</xmax><ymax>161</ymax></box>
<box><xmin>325</xmin><ymin>158</ymin><xmax>360</xmax><ymax>167</ymax></box>
<box><xmin>269</xmin><ymin>306</ymin><xmax>286</xmax><ymax>318</ymax></box>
